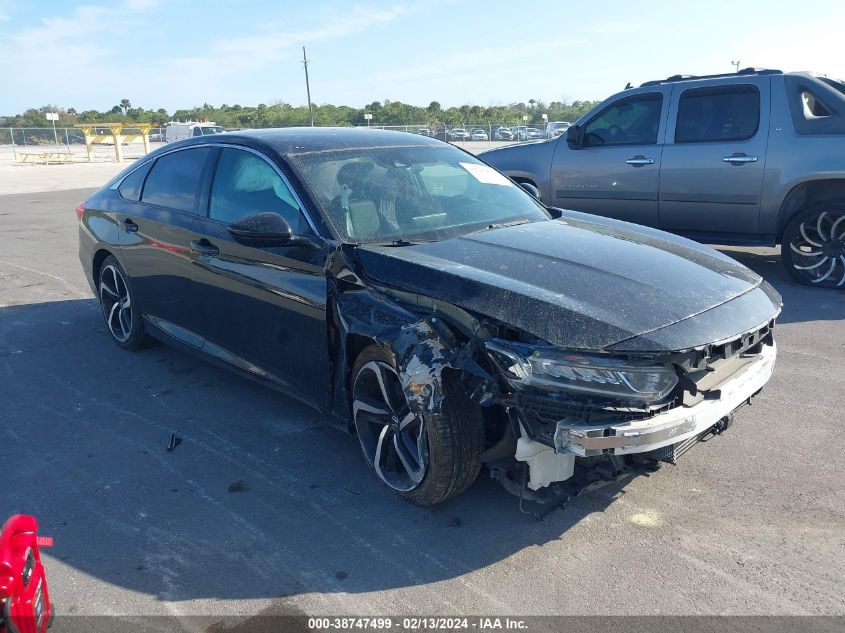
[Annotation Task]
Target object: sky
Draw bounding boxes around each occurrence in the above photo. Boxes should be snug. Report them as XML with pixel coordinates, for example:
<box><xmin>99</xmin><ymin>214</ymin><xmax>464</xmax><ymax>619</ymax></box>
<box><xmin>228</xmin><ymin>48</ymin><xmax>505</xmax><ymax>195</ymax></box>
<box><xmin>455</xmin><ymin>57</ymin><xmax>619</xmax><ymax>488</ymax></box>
<box><xmin>1</xmin><ymin>0</ymin><xmax>843</xmax><ymax>115</ymax></box>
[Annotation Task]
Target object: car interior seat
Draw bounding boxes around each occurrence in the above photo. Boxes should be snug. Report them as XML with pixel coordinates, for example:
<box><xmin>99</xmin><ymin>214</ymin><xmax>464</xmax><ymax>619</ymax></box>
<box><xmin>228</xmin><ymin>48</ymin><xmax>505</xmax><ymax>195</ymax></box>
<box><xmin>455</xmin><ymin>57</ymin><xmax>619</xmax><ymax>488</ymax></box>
<box><xmin>335</xmin><ymin>160</ymin><xmax>381</xmax><ymax>239</ymax></box>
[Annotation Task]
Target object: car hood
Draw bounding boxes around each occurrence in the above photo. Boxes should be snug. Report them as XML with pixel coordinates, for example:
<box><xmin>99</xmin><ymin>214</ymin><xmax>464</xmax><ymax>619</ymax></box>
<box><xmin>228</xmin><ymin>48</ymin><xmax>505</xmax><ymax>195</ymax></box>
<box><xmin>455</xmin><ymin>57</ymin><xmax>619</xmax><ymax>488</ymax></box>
<box><xmin>354</xmin><ymin>215</ymin><xmax>782</xmax><ymax>352</ymax></box>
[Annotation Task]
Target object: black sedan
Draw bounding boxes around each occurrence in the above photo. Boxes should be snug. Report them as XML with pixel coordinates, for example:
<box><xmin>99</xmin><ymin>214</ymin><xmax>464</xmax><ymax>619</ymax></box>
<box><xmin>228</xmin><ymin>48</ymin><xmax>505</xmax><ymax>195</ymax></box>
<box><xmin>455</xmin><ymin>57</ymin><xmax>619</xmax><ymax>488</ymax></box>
<box><xmin>78</xmin><ymin>128</ymin><xmax>781</xmax><ymax>506</ymax></box>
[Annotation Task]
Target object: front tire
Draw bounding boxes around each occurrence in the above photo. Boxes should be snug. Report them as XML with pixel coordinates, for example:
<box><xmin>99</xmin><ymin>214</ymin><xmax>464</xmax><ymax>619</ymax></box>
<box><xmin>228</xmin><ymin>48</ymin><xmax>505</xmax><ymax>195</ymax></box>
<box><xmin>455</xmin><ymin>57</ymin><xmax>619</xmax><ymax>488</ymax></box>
<box><xmin>97</xmin><ymin>255</ymin><xmax>147</xmax><ymax>349</ymax></box>
<box><xmin>782</xmin><ymin>208</ymin><xmax>845</xmax><ymax>288</ymax></box>
<box><xmin>351</xmin><ymin>345</ymin><xmax>485</xmax><ymax>506</ymax></box>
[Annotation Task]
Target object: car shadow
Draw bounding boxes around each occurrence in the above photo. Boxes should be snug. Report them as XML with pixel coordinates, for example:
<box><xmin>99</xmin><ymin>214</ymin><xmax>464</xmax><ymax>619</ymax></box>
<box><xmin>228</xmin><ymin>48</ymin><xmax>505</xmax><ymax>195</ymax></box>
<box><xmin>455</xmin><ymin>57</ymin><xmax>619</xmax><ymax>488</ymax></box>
<box><xmin>2</xmin><ymin>298</ymin><xmax>642</xmax><ymax>606</ymax></box>
<box><xmin>715</xmin><ymin>245</ymin><xmax>845</xmax><ymax>325</ymax></box>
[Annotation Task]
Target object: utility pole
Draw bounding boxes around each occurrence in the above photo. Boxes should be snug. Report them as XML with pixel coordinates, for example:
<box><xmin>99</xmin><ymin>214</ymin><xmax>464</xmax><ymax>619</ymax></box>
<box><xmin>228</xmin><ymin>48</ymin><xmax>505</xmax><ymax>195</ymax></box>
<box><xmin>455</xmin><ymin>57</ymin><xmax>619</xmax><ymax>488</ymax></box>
<box><xmin>302</xmin><ymin>46</ymin><xmax>314</xmax><ymax>127</ymax></box>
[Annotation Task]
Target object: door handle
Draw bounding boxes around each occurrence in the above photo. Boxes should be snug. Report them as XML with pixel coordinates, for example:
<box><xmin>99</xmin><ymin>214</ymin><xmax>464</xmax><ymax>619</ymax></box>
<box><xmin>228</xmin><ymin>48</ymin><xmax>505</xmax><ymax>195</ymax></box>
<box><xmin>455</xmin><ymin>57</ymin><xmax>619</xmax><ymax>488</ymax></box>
<box><xmin>121</xmin><ymin>218</ymin><xmax>138</xmax><ymax>233</ymax></box>
<box><xmin>723</xmin><ymin>153</ymin><xmax>758</xmax><ymax>164</ymax></box>
<box><xmin>190</xmin><ymin>239</ymin><xmax>219</xmax><ymax>256</ymax></box>
<box><xmin>625</xmin><ymin>156</ymin><xmax>655</xmax><ymax>166</ymax></box>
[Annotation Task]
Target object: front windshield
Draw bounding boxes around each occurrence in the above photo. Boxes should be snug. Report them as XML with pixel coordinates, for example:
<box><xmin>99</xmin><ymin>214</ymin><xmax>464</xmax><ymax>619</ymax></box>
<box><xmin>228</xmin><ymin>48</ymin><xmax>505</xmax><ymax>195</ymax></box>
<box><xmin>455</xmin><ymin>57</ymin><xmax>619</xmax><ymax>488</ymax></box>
<box><xmin>287</xmin><ymin>144</ymin><xmax>548</xmax><ymax>244</ymax></box>
<box><xmin>200</xmin><ymin>126</ymin><xmax>225</xmax><ymax>135</ymax></box>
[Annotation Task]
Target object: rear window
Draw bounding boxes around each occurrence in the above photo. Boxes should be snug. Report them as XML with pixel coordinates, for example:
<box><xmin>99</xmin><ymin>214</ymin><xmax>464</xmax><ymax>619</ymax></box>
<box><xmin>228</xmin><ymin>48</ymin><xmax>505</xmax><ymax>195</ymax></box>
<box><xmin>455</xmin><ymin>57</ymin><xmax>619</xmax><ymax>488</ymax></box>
<box><xmin>117</xmin><ymin>161</ymin><xmax>151</xmax><ymax>201</ymax></box>
<box><xmin>675</xmin><ymin>85</ymin><xmax>760</xmax><ymax>143</ymax></box>
<box><xmin>142</xmin><ymin>147</ymin><xmax>213</xmax><ymax>213</ymax></box>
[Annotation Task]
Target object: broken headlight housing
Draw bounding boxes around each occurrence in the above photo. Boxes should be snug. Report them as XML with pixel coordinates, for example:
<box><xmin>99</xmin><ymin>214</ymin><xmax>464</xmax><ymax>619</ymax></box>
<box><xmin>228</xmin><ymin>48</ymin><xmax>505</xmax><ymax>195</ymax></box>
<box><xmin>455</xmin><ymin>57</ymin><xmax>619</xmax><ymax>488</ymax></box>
<box><xmin>484</xmin><ymin>339</ymin><xmax>678</xmax><ymax>403</ymax></box>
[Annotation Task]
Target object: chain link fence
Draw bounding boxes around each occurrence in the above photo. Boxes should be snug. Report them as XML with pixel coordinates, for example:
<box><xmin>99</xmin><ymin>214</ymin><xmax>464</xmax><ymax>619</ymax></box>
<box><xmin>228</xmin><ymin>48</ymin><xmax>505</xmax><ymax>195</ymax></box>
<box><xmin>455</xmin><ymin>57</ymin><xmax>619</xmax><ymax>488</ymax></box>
<box><xmin>0</xmin><ymin>123</ymin><xmax>550</xmax><ymax>162</ymax></box>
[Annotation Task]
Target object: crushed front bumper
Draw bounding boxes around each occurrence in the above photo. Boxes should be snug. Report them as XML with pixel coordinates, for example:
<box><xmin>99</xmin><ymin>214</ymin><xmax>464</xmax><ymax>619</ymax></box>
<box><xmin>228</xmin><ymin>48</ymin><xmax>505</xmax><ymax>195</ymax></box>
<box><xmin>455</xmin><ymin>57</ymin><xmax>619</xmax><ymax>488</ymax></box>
<box><xmin>553</xmin><ymin>342</ymin><xmax>777</xmax><ymax>457</ymax></box>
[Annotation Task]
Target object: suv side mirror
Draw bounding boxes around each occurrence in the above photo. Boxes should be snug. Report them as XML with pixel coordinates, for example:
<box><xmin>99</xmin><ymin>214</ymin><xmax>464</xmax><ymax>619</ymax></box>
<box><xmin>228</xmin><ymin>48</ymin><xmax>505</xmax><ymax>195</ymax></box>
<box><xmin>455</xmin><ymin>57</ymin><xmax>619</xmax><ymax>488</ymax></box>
<box><xmin>228</xmin><ymin>212</ymin><xmax>303</xmax><ymax>247</ymax></box>
<box><xmin>565</xmin><ymin>124</ymin><xmax>583</xmax><ymax>149</ymax></box>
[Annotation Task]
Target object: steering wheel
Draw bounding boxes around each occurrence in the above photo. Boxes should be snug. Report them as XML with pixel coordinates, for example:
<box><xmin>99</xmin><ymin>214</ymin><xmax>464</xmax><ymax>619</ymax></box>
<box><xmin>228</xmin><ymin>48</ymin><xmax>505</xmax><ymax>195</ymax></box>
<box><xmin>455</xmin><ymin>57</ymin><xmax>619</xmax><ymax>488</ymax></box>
<box><xmin>585</xmin><ymin>132</ymin><xmax>605</xmax><ymax>146</ymax></box>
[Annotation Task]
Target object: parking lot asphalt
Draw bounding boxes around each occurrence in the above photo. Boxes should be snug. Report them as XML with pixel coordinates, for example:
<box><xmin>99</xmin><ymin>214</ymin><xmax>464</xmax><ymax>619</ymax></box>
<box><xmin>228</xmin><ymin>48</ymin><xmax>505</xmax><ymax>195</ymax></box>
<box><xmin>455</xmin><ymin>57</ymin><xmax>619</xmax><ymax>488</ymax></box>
<box><xmin>1</xmin><ymin>188</ymin><xmax>843</xmax><ymax>620</ymax></box>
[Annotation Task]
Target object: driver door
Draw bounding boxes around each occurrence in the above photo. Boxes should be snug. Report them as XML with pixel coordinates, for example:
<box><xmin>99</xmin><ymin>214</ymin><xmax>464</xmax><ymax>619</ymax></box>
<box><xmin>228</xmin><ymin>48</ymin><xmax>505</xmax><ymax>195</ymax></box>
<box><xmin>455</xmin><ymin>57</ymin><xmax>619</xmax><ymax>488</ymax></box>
<box><xmin>550</xmin><ymin>90</ymin><xmax>669</xmax><ymax>226</ymax></box>
<box><xmin>187</xmin><ymin>146</ymin><xmax>331</xmax><ymax>407</ymax></box>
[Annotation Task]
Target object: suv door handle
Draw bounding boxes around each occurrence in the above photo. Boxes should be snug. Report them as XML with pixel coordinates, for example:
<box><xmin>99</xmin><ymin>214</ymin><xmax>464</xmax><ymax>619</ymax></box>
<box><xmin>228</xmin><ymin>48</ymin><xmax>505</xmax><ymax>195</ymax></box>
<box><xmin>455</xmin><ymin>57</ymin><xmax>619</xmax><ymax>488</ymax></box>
<box><xmin>625</xmin><ymin>156</ymin><xmax>655</xmax><ymax>166</ymax></box>
<box><xmin>723</xmin><ymin>153</ymin><xmax>758</xmax><ymax>164</ymax></box>
<box><xmin>190</xmin><ymin>239</ymin><xmax>219</xmax><ymax>256</ymax></box>
<box><xmin>121</xmin><ymin>218</ymin><xmax>138</xmax><ymax>233</ymax></box>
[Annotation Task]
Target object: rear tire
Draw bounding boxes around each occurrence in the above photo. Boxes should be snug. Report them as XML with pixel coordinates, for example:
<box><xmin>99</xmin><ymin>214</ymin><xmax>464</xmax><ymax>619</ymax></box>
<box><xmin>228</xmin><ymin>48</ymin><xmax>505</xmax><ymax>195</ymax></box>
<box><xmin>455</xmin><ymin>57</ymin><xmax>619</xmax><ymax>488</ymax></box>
<box><xmin>781</xmin><ymin>207</ymin><xmax>845</xmax><ymax>288</ymax></box>
<box><xmin>351</xmin><ymin>345</ymin><xmax>485</xmax><ymax>506</ymax></box>
<box><xmin>97</xmin><ymin>255</ymin><xmax>147</xmax><ymax>349</ymax></box>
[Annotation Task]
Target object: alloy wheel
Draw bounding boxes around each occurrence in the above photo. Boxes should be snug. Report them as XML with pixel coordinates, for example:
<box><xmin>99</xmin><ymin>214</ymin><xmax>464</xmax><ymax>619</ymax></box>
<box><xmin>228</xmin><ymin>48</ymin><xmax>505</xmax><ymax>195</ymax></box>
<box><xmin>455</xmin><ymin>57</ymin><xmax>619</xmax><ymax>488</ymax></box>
<box><xmin>352</xmin><ymin>360</ymin><xmax>429</xmax><ymax>492</ymax></box>
<box><xmin>99</xmin><ymin>264</ymin><xmax>133</xmax><ymax>342</ymax></box>
<box><xmin>788</xmin><ymin>211</ymin><xmax>845</xmax><ymax>288</ymax></box>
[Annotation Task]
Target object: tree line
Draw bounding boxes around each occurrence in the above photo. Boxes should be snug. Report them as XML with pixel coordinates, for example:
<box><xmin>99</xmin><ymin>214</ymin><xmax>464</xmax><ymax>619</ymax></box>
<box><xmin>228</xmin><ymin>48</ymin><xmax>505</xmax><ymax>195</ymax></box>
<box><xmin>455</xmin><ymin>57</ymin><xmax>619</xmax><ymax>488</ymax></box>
<box><xmin>1</xmin><ymin>98</ymin><xmax>601</xmax><ymax>129</ymax></box>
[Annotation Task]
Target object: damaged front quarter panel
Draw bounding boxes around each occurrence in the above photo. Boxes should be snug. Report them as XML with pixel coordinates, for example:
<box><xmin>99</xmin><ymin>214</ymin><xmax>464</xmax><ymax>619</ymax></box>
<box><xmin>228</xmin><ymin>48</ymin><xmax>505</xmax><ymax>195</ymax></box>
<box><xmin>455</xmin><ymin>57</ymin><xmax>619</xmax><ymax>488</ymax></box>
<box><xmin>327</xmin><ymin>245</ymin><xmax>500</xmax><ymax>422</ymax></box>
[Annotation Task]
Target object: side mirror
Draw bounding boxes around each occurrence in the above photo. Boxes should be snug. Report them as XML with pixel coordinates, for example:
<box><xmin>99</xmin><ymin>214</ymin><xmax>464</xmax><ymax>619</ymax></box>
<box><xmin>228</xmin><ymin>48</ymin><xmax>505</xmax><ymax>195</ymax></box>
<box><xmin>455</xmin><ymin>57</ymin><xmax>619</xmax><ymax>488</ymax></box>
<box><xmin>228</xmin><ymin>212</ymin><xmax>298</xmax><ymax>247</ymax></box>
<box><xmin>518</xmin><ymin>182</ymin><xmax>541</xmax><ymax>200</ymax></box>
<box><xmin>565</xmin><ymin>124</ymin><xmax>583</xmax><ymax>149</ymax></box>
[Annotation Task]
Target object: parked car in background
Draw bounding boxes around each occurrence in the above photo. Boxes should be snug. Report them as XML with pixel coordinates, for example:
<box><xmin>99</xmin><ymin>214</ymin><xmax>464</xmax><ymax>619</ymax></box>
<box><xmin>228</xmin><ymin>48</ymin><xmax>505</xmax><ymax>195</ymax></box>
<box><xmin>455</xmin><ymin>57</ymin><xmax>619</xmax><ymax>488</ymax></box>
<box><xmin>78</xmin><ymin>128</ymin><xmax>781</xmax><ymax>506</ymax></box>
<box><xmin>471</xmin><ymin>129</ymin><xmax>489</xmax><ymax>141</ymax></box>
<box><xmin>449</xmin><ymin>128</ymin><xmax>471</xmax><ymax>141</ymax></box>
<box><xmin>546</xmin><ymin>121</ymin><xmax>571</xmax><ymax>137</ymax></box>
<box><xmin>481</xmin><ymin>68</ymin><xmax>845</xmax><ymax>288</ymax></box>
<box><xmin>492</xmin><ymin>125</ymin><xmax>514</xmax><ymax>140</ymax></box>
<box><xmin>416</xmin><ymin>128</ymin><xmax>432</xmax><ymax>137</ymax></box>
<box><xmin>165</xmin><ymin>121</ymin><xmax>225</xmax><ymax>143</ymax></box>
<box><xmin>149</xmin><ymin>132</ymin><xmax>164</xmax><ymax>142</ymax></box>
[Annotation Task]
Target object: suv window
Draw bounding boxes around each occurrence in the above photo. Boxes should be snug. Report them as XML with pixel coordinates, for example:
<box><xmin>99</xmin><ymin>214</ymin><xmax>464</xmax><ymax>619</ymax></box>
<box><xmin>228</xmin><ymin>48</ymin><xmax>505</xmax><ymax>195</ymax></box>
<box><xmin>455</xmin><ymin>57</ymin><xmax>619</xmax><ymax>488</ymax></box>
<box><xmin>117</xmin><ymin>161</ymin><xmax>152</xmax><ymax>201</ymax></box>
<box><xmin>209</xmin><ymin>148</ymin><xmax>311</xmax><ymax>233</ymax></box>
<box><xmin>800</xmin><ymin>90</ymin><xmax>831</xmax><ymax>118</ymax></box>
<box><xmin>584</xmin><ymin>94</ymin><xmax>663</xmax><ymax>146</ymax></box>
<box><xmin>675</xmin><ymin>85</ymin><xmax>760</xmax><ymax>143</ymax></box>
<box><xmin>142</xmin><ymin>147</ymin><xmax>212</xmax><ymax>213</ymax></box>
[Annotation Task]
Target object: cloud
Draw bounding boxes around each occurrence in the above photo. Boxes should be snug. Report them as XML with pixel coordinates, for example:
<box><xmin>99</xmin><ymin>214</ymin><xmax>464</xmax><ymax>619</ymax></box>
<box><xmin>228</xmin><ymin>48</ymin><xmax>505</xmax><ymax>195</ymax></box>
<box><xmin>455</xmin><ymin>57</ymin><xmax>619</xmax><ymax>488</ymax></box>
<box><xmin>0</xmin><ymin>1</ymin><xmax>412</xmax><ymax>112</ymax></box>
<box><xmin>140</xmin><ymin>4</ymin><xmax>415</xmax><ymax>108</ymax></box>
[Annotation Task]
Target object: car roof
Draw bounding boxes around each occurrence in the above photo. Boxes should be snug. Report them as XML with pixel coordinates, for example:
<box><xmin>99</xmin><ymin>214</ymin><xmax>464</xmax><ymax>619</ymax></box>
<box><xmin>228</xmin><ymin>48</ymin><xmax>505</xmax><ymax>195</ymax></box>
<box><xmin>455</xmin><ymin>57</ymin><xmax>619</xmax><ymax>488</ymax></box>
<box><xmin>154</xmin><ymin>127</ymin><xmax>445</xmax><ymax>159</ymax></box>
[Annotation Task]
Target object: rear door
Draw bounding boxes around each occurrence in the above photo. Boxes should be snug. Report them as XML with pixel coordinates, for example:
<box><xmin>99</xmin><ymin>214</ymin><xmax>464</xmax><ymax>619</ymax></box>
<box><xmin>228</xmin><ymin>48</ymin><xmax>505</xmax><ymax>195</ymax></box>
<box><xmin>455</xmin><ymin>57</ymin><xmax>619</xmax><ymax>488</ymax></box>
<box><xmin>187</xmin><ymin>146</ymin><xmax>332</xmax><ymax>406</ymax></box>
<box><xmin>550</xmin><ymin>90</ymin><xmax>668</xmax><ymax>226</ymax></box>
<box><xmin>118</xmin><ymin>146</ymin><xmax>215</xmax><ymax>346</ymax></box>
<box><xmin>659</xmin><ymin>78</ymin><xmax>770</xmax><ymax>235</ymax></box>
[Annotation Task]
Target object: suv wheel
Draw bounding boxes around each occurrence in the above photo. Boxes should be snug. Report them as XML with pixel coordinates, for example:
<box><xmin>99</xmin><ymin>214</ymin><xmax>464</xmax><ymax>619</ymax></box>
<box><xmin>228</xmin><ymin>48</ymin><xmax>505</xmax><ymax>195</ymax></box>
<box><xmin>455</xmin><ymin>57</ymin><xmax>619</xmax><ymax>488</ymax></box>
<box><xmin>782</xmin><ymin>208</ymin><xmax>845</xmax><ymax>288</ymax></box>
<box><xmin>351</xmin><ymin>345</ymin><xmax>485</xmax><ymax>506</ymax></box>
<box><xmin>98</xmin><ymin>255</ymin><xmax>147</xmax><ymax>349</ymax></box>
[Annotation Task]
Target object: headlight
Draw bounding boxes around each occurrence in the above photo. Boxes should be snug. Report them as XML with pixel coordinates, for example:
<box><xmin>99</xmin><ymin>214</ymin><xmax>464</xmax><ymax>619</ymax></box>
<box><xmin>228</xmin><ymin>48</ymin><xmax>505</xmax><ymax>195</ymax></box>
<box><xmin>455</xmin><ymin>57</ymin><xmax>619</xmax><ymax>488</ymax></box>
<box><xmin>485</xmin><ymin>340</ymin><xmax>678</xmax><ymax>403</ymax></box>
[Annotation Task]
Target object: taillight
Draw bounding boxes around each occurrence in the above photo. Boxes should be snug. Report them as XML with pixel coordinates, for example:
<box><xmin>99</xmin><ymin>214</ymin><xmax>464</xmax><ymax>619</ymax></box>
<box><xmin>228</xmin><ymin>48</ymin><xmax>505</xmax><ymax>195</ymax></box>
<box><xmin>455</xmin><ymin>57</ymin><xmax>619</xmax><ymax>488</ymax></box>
<box><xmin>75</xmin><ymin>201</ymin><xmax>86</xmax><ymax>222</ymax></box>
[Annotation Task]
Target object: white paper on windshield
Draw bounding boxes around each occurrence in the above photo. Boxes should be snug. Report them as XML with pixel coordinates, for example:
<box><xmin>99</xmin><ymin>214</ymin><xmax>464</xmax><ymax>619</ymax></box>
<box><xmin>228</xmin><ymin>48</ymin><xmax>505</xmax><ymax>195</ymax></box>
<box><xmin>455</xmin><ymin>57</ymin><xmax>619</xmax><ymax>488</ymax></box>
<box><xmin>460</xmin><ymin>162</ymin><xmax>513</xmax><ymax>187</ymax></box>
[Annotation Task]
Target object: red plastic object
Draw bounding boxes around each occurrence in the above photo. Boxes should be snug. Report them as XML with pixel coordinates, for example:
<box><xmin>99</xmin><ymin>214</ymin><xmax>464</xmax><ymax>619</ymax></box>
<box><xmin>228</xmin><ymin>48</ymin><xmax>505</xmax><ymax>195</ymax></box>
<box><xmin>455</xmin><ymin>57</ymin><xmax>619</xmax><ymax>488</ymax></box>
<box><xmin>0</xmin><ymin>516</ymin><xmax>53</xmax><ymax>633</ymax></box>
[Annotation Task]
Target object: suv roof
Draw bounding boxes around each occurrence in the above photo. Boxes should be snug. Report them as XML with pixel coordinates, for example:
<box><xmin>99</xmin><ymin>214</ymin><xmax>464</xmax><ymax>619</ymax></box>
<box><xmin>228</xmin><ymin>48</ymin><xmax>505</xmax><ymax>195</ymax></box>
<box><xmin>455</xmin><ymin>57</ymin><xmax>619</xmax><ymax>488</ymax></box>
<box><xmin>640</xmin><ymin>67</ymin><xmax>782</xmax><ymax>88</ymax></box>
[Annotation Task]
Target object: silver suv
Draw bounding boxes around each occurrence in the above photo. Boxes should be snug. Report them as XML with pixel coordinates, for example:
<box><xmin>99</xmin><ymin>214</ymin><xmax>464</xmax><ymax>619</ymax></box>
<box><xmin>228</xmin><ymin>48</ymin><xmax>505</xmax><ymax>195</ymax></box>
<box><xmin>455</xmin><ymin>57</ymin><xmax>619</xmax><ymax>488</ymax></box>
<box><xmin>481</xmin><ymin>69</ymin><xmax>845</xmax><ymax>288</ymax></box>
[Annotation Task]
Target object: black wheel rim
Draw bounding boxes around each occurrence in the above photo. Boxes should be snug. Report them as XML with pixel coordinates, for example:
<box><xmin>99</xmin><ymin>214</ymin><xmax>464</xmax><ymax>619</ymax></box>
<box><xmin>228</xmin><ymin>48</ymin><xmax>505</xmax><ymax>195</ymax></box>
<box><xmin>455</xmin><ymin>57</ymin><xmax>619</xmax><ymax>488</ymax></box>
<box><xmin>99</xmin><ymin>264</ymin><xmax>133</xmax><ymax>342</ymax></box>
<box><xmin>789</xmin><ymin>211</ymin><xmax>845</xmax><ymax>288</ymax></box>
<box><xmin>352</xmin><ymin>360</ymin><xmax>428</xmax><ymax>492</ymax></box>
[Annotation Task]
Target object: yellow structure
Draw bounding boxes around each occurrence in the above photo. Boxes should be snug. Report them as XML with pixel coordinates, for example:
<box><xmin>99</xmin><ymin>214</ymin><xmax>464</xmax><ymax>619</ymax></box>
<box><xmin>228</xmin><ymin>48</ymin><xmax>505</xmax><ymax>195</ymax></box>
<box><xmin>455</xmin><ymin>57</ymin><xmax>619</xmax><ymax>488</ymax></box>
<box><xmin>75</xmin><ymin>123</ymin><xmax>154</xmax><ymax>162</ymax></box>
<box><xmin>19</xmin><ymin>151</ymin><xmax>76</xmax><ymax>165</ymax></box>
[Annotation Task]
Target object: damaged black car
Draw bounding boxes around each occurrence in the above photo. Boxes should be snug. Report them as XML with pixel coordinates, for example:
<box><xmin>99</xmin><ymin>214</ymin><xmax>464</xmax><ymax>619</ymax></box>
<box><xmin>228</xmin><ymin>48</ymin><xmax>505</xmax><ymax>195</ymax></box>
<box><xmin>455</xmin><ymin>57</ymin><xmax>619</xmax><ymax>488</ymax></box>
<box><xmin>78</xmin><ymin>129</ymin><xmax>782</xmax><ymax>506</ymax></box>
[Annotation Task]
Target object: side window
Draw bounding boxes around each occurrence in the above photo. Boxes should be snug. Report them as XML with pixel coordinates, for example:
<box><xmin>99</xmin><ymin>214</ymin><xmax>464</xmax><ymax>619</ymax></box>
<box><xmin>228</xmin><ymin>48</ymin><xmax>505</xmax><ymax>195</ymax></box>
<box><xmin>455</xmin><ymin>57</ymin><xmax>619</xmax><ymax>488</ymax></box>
<box><xmin>117</xmin><ymin>161</ymin><xmax>152</xmax><ymax>201</ymax></box>
<box><xmin>192</xmin><ymin>127</ymin><xmax>203</xmax><ymax>137</ymax></box>
<box><xmin>800</xmin><ymin>90</ymin><xmax>831</xmax><ymax>118</ymax></box>
<box><xmin>675</xmin><ymin>85</ymin><xmax>760</xmax><ymax>143</ymax></box>
<box><xmin>584</xmin><ymin>94</ymin><xmax>663</xmax><ymax>146</ymax></box>
<box><xmin>142</xmin><ymin>147</ymin><xmax>212</xmax><ymax>213</ymax></box>
<box><xmin>209</xmin><ymin>148</ymin><xmax>311</xmax><ymax>234</ymax></box>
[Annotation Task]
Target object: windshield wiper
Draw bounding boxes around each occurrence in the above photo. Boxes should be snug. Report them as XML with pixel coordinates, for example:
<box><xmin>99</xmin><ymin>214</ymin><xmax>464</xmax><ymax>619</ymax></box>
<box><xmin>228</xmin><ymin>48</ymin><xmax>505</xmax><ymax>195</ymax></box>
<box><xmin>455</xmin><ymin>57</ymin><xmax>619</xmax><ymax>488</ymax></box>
<box><xmin>378</xmin><ymin>238</ymin><xmax>438</xmax><ymax>247</ymax></box>
<box><xmin>474</xmin><ymin>219</ymin><xmax>531</xmax><ymax>233</ymax></box>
